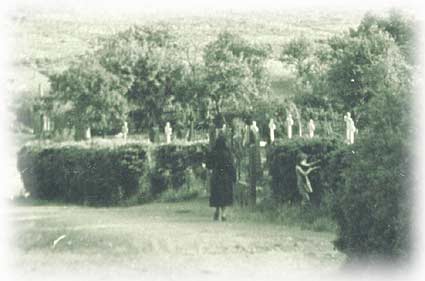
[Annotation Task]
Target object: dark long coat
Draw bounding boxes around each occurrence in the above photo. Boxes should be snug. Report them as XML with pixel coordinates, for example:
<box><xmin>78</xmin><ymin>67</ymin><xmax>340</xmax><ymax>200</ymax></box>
<box><xmin>206</xmin><ymin>138</ymin><xmax>236</xmax><ymax>207</ymax></box>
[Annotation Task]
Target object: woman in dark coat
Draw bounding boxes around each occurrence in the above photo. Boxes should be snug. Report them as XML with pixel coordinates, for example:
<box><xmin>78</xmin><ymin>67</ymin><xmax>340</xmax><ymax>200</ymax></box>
<box><xmin>206</xmin><ymin>134</ymin><xmax>236</xmax><ymax>221</ymax></box>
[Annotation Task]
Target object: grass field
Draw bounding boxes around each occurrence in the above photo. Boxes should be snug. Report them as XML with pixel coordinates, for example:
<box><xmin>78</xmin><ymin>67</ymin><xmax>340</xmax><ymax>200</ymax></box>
<box><xmin>8</xmin><ymin>197</ymin><xmax>345</xmax><ymax>280</ymax></box>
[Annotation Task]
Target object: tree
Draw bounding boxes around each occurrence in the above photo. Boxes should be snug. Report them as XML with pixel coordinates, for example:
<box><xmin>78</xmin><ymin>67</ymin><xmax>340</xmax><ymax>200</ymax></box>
<box><xmin>203</xmin><ymin>32</ymin><xmax>271</xmax><ymax>118</ymax></box>
<box><xmin>326</xmin><ymin>26</ymin><xmax>410</xmax><ymax>126</ymax></box>
<box><xmin>49</xmin><ymin>56</ymin><xmax>129</xmax><ymax>139</ymax></box>
<box><xmin>96</xmin><ymin>25</ymin><xmax>189</xmax><ymax>132</ymax></box>
<box><xmin>280</xmin><ymin>36</ymin><xmax>314</xmax><ymax>81</ymax></box>
<box><xmin>329</xmin><ymin>11</ymin><xmax>414</xmax><ymax>262</ymax></box>
<box><xmin>354</xmin><ymin>10</ymin><xmax>415</xmax><ymax>63</ymax></box>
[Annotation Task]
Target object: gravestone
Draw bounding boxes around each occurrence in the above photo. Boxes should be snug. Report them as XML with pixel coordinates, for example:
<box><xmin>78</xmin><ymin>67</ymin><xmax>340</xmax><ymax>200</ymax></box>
<box><xmin>286</xmin><ymin>113</ymin><xmax>294</xmax><ymax>139</ymax></box>
<box><xmin>268</xmin><ymin>118</ymin><xmax>276</xmax><ymax>143</ymax></box>
<box><xmin>122</xmin><ymin>121</ymin><xmax>128</xmax><ymax>140</ymax></box>
<box><xmin>308</xmin><ymin>119</ymin><xmax>315</xmax><ymax>138</ymax></box>
<box><xmin>165</xmin><ymin>122</ymin><xmax>172</xmax><ymax>144</ymax></box>
<box><xmin>344</xmin><ymin>112</ymin><xmax>356</xmax><ymax>144</ymax></box>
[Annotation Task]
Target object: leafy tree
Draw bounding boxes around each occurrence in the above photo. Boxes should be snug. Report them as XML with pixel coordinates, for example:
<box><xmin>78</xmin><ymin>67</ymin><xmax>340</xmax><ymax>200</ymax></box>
<box><xmin>49</xmin><ymin>56</ymin><xmax>129</xmax><ymax>139</ymax></box>
<box><xmin>96</xmin><ymin>26</ymin><xmax>188</xmax><ymax>131</ymax></box>
<box><xmin>280</xmin><ymin>36</ymin><xmax>314</xmax><ymax>80</ymax></box>
<box><xmin>329</xmin><ymin>11</ymin><xmax>414</xmax><ymax>262</ymax></box>
<box><xmin>354</xmin><ymin>10</ymin><xmax>415</xmax><ymax>63</ymax></box>
<box><xmin>326</xmin><ymin>27</ymin><xmax>410</xmax><ymax>126</ymax></box>
<box><xmin>203</xmin><ymin>32</ymin><xmax>271</xmax><ymax>117</ymax></box>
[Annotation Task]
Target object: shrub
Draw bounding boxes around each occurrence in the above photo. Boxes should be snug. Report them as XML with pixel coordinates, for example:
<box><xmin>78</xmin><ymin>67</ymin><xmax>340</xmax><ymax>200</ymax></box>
<box><xmin>17</xmin><ymin>141</ymin><xmax>209</xmax><ymax>206</ymax></box>
<box><xmin>17</xmin><ymin>143</ymin><xmax>148</xmax><ymax>206</ymax></box>
<box><xmin>332</xmin><ymin>134</ymin><xmax>411</xmax><ymax>261</ymax></box>
<box><xmin>152</xmin><ymin>143</ymin><xmax>207</xmax><ymax>190</ymax></box>
<box><xmin>267</xmin><ymin>137</ymin><xmax>344</xmax><ymax>205</ymax></box>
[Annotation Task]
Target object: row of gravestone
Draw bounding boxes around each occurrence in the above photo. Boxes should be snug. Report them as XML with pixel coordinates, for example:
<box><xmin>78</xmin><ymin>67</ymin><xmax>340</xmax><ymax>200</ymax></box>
<box><xmin>117</xmin><ymin>112</ymin><xmax>357</xmax><ymax>145</ymax></box>
<box><xmin>36</xmin><ymin>113</ymin><xmax>358</xmax><ymax>145</ymax></box>
<box><xmin>267</xmin><ymin>112</ymin><xmax>356</xmax><ymax>144</ymax></box>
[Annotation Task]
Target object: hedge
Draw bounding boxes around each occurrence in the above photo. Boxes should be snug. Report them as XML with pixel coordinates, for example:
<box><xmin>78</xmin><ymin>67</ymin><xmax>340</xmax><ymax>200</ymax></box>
<box><xmin>17</xmin><ymin>141</ymin><xmax>208</xmax><ymax>206</ymax></box>
<box><xmin>331</xmin><ymin>134</ymin><xmax>410</xmax><ymax>261</ymax></box>
<box><xmin>267</xmin><ymin>137</ymin><xmax>345</xmax><ymax>205</ymax></box>
<box><xmin>150</xmin><ymin>143</ymin><xmax>208</xmax><ymax>195</ymax></box>
<box><xmin>17</xmin><ymin>144</ymin><xmax>149</xmax><ymax>205</ymax></box>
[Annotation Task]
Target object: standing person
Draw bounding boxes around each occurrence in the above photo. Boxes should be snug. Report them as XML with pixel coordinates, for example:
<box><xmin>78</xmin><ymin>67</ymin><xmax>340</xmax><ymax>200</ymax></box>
<box><xmin>295</xmin><ymin>152</ymin><xmax>320</xmax><ymax>205</ymax></box>
<box><xmin>247</xmin><ymin>120</ymin><xmax>262</xmax><ymax>206</ymax></box>
<box><xmin>208</xmin><ymin>117</ymin><xmax>216</xmax><ymax>149</ymax></box>
<box><xmin>206</xmin><ymin>135</ymin><xmax>236</xmax><ymax>221</ymax></box>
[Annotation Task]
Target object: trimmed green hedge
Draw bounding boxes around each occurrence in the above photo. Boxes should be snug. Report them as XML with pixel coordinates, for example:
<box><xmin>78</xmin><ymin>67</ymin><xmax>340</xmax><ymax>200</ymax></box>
<box><xmin>17</xmin><ymin>141</ymin><xmax>208</xmax><ymax>205</ymax></box>
<box><xmin>150</xmin><ymin>143</ymin><xmax>208</xmax><ymax>195</ymax></box>
<box><xmin>267</xmin><ymin>137</ymin><xmax>345</xmax><ymax>205</ymax></box>
<box><xmin>17</xmin><ymin>144</ymin><xmax>148</xmax><ymax>205</ymax></box>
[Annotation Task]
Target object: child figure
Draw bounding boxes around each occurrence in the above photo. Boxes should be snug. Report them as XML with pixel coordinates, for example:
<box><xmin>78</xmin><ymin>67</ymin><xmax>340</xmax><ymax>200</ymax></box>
<box><xmin>295</xmin><ymin>153</ymin><xmax>320</xmax><ymax>205</ymax></box>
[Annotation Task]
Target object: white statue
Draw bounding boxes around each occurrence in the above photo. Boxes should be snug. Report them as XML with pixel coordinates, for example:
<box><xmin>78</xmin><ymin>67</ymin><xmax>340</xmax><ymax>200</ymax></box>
<box><xmin>308</xmin><ymin>119</ymin><xmax>316</xmax><ymax>138</ymax></box>
<box><xmin>165</xmin><ymin>122</ymin><xmax>172</xmax><ymax>144</ymax></box>
<box><xmin>286</xmin><ymin>113</ymin><xmax>294</xmax><ymax>139</ymax></box>
<box><xmin>42</xmin><ymin>114</ymin><xmax>51</xmax><ymax>132</ymax></box>
<box><xmin>122</xmin><ymin>121</ymin><xmax>128</xmax><ymax>140</ymax></box>
<box><xmin>344</xmin><ymin>112</ymin><xmax>356</xmax><ymax>144</ymax></box>
<box><xmin>268</xmin><ymin>118</ymin><xmax>276</xmax><ymax>143</ymax></box>
<box><xmin>250</xmin><ymin>120</ymin><xmax>259</xmax><ymax>134</ymax></box>
<box><xmin>85</xmin><ymin>127</ymin><xmax>91</xmax><ymax>140</ymax></box>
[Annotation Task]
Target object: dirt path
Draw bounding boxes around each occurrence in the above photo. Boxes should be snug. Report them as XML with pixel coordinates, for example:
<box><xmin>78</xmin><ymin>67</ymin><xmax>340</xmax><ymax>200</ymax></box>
<box><xmin>7</xmin><ymin>199</ymin><xmax>345</xmax><ymax>280</ymax></box>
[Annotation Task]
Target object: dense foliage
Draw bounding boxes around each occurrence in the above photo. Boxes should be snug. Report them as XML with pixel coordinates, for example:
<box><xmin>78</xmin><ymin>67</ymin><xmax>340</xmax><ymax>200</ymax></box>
<box><xmin>267</xmin><ymin>137</ymin><xmax>345</xmax><ymax>205</ymax></box>
<box><xmin>17</xmin><ymin>142</ymin><xmax>208</xmax><ymax>205</ymax></box>
<box><xmin>276</xmin><ymin>11</ymin><xmax>414</xmax><ymax>261</ymax></box>
<box><xmin>17</xmin><ymin>144</ymin><xmax>148</xmax><ymax>205</ymax></box>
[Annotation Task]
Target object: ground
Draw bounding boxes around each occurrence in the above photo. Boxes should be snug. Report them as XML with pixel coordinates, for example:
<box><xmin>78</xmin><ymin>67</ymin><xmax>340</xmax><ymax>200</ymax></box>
<box><xmin>7</xmin><ymin>198</ymin><xmax>345</xmax><ymax>280</ymax></box>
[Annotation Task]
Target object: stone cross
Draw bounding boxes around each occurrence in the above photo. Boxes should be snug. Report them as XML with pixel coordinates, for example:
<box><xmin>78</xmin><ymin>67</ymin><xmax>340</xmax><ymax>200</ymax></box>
<box><xmin>250</xmin><ymin>120</ymin><xmax>259</xmax><ymax>134</ymax></box>
<box><xmin>165</xmin><ymin>122</ymin><xmax>172</xmax><ymax>144</ymax></box>
<box><xmin>122</xmin><ymin>121</ymin><xmax>128</xmax><ymax>140</ymax></box>
<box><xmin>269</xmin><ymin>118</ymin><xmax>276</xmax><ymax>143</ymax></box>
<box><xmin>308</xmin><ymin>119</ymin><xmax>315</xmax><ymax>138</ymax></box>
<box><xmin>344</xmin><ymin>112</ymin><xmax>356</xmax><ymax>144</ymax></box>
<box><xmin>286</xmin><ymin>113</ymin><xmax>294</xmax><ymax>139</ymax></box>
<box><xmin>85</xmin><ymin>127</ymin><xmax>91</xmax><ymax>140</ymax></box>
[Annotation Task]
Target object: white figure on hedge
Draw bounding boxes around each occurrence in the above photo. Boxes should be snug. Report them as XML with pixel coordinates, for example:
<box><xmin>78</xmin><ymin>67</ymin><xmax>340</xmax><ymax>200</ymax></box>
<box><xmin>122</xmin><ymin>121</ymin><xmax>128</xmax><ymax>140</ymax></box>
<box><xmin>268</xmin><ymin>118</ymin><xmax>276</xmax><ymax>143</ymax></box>
<box><xmin>286</xmin><ymin>113</ymin><xmax>294</xmax><ymax>139</ymax></box>
<box><xmin>308</xmin><ymin>119</ymin><xmax>316</xmax><ymax>139</ymax></box>
<box><xmin>165</xmin><ymin>122</ymin><xmax>172</xmax><ymax>144</ymax></box>
<box><xmin>250</xmin><ymin>120</ymin><xmax>259</xmax><ymax>134</ymax></box>
<box><xmin>344</xmin><ymin>112</ymin><xmax>357</xmax><ymax>144</ymax></box>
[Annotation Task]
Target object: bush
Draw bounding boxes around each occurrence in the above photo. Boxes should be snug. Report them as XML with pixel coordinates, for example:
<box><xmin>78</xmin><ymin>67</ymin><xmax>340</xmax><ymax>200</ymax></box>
<box><xmin>152</xmin><ymin>143</ymin><xmax>207</xmax><ymax>191</ymax></box>
<box><xmin>17</xmin><ymin>141</ymin><xmax>209</xmax><ymax>206</ymax></box>
<box><xmin>17</xmin><ymin>143</ymin><xmax>148</xmax><ymax>206</ymax></box>
<box><xmin>267</xmin><ymin>137</ymin><xmax>344</xmax><ymax>205</ymax></box>
<box><xmin>331</xmin><ymin>134</ymin><xmax>411</xmax><ymax>261</ymax></box>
